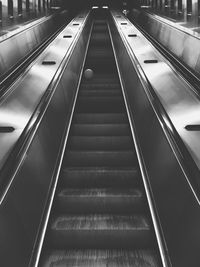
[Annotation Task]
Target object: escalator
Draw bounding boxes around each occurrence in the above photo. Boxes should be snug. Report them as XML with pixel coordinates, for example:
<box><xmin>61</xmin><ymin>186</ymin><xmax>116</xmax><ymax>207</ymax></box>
<box><xmin>39</xmin><ymin>11</ymin><xmax>162</xmax><ymax>267</ymax></box>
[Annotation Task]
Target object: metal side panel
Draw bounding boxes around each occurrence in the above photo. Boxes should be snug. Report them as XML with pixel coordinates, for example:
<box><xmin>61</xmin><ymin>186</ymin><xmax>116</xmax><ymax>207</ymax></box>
<box><xmin>112</xmin><ymin>11</ymin><xmax>200</xmax><ymax>188</ymax></box>
<box><xmin>110</xmin><ymin>11</ymin><xmax>200</xmax><ymax>267</ymax></box>
<box><xmin>0</xmin><ymin>12</ymin><xmax>90</xmax><ymax>182</ymax></box>
<box><xmin>0</xmin><ymin>11</ymin><xmax>68</xmax><ymax>79</ymax></box>
<box><xmin>0</xmin><ymin>13</ymin><xmax>91</xmax><ymax>267</ymax></box>
<box><xmin>130</xmin><ymin>9</ymin><xmax>200</xmax><ymax>78</ymax></box>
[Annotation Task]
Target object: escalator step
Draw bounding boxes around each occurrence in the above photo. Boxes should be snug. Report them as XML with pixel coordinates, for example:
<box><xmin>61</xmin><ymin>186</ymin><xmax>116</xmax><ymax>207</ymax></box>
<box><xmin>92</xmin><ymin>24</ymin><xmax>108</xmax><ymax>31</ymax></box>
<box><xmin>94</xmin><ymin>19</ymin><xmax>106</xmax><ymax>24</ymax></box>
<box><xmin>64</xmin><ymin>151</ymin><xmax>137</xmax><ymax>167</ymax></box>
<box><xmin>90</xmin><ymin>33</ymin><xmax>110</xmax><ymax>41</ymax></box>
<box><xmin>85</xmin><ymin>60</ymin><xmax>115</xmax><ymax>72</ymax></box>
<box><xmin>87</xmin><ymin>48</ymin><xmax>113</xmax><ymax>58</ymax></box>
<box><xmin>92</xmin><ymin>26</ymin><xmax>108</xmax><ymax>32</ymax></box>
<box><xmin>56</xmin><ymin>188</ymin><xmax>145</xmax><ymax>214</ymax></box>
<box><xmin>89</xmin><ymin>39</ymin><xmax>110</xmax><ymax>47</ymax></box>
<box><xmin>76</xmin><ymin>96</ymin><xmax>124</xmax><ymax>113</ymax></box>
<box><xmin>79</xmin><ymin>89</ymin><xmax>122</xmax><ymax>97</ymax></box>
<box><xmin>73</xmin><ymin>113</ymin><xmax>128</xmax><ymax>124</ymax></box>
<box><xmin>81</xmin><ymin>74</ymin><xmax>119</xmax><ymax>84</ymax></box>
<box><xmin>41</xmin><ymin>249</ymin><xmax>160</xmax><ymax>267</ymax></box>
<box><xmin>48</xmin><ymin>215</ymin><xmax>153</xmax><ymax>248</ymax></box>
<box><xmin>92</xmin><ymin>25</ymin><xmax>108</xmax><ymax>30</ymax></box>
<box><xmin>68</xmin><ymin>136</ymin><xmax>133</xmax><ymax>150</ymax></box>
<box><xmin>70</xmin><ymin>124</ymin><xmax>130</xmax><ymax>136</ymax></box>
<box><xmin>61</xmin><ymin>168</ymin><xmax>141</xmax><ymax>188</ymax></box>
<box><xmin>80</xmin><ymin>83</ymin><xmax>121</xmax><ymax>91</ymax></box>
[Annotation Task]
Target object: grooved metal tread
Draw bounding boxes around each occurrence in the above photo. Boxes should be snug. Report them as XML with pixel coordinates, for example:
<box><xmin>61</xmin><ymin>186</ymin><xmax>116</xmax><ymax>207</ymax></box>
<box><xmin>68</xmin><ymin>136</ymin><xmax>133</xmax><ymax>150</ymax></box>
<box><xmin>51</xmin><ymin>214</ymin><xmax>150</xmax><ymax>230</ymax></box>
<box><xmin>64</xmin><ymin>150</ymin><xmax>137</xmax><ymax>167</ymax></box>
<box><xmin>73</xmin><ymin>113</ymin><xmax>128</xmax><ymax>124</ymax></box>
<box><xmin>76</xmin><ymin>96</ymin><xmax>124</xmax><ymax>113</ymax></box>
<box><xmin>60</xmin><ymin>167</ymin><xmax>141</xmax><ymax>188</ymax></box>
<box><xmin>58</xmin><ymin>188</ymin><xmax>143</xmax><ymax>197</ymax></box>
<box><xmin>80</xmin><ymin>83</ymin><xmax>121</xmax><ymax>90</ymax></box>
<box><xmin>87</xmin><ymin>49</ymin><xmax>113</xmax><ymax>57</ymax></box>
<box><xmin>41</xmin><ymin>249</ymin><xmax>160</xmax><ymax>267</ymax></box>
<box><xmin>81</xmin><ymin>74</ymin><xmax>119</xmax><ymax>84</ymax></box>
<box><xmin>56</xmin><ymin>188</ymin><xmax>145</xmax><ymax>214</ymax></box>
<box><xmin>48</xmin><ymin>215</ymin><xmax>153</xmax><ymax>249</ymax></box>
<box><xmin>79</xmin><ymin>89</ymin><xmax>122</xmax><ymax>97</ymax></box>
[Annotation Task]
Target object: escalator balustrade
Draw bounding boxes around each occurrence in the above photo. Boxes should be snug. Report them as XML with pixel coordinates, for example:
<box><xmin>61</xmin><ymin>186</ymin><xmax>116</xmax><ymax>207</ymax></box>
<box><xmin>40</xmin><ymin>13</ymin><xmax>162</xmax><ymax>267</ymax></box>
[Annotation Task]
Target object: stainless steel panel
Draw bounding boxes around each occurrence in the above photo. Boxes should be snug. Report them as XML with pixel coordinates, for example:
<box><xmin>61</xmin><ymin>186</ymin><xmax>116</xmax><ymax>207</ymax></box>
<box><xmin>0</xmin><ymin>11</ymin><xmax>68</xmax><ymax>79</ymax></box>
<box><xmin>157</xmin><ymin>23</ymin><xmax>171</xmax><ymax>47</ymax></box>
<box><xmin>181</xmin><ymin>35</ymin><xmax>200</xmax><ymax>69</ymax></box>
<box><xmin>131</xmin><ymin>9</ymin><xmax>200</xmax><ymax>77</ymax></box>
<box><xmin>168</xmin><ymin>27</ymin><xmax>186</xmax><ymax>57</ymax></box>
<box><xmin>0</xmin><ymin>12</ymin><xmax>89</xmax><ymax>175</ymax></box>
<box><xmin>149</xmin><ymin>19</ymin><xmax>160</xmax><ymax>38</ymax></box>
<box><xmin>0</xmin><ymin>11</ymin><xmax>92</xmax><ymax>267</ymax></box>
<box><xmin>111</xmin><ymin>10</ymin><xmax>200</xmax><ymax>267</ymax></box>
<box><xmin>25</xmin><ymin>28</ymin><xmax>38</xmax><ymax>51</ymax></box>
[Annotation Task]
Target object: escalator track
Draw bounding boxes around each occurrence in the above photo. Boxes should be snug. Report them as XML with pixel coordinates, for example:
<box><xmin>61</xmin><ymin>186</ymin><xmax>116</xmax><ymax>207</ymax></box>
<box><xmin>39</xmin><ymin>12</ymin><xmax>162</xmax><ymax>267</ymax></box>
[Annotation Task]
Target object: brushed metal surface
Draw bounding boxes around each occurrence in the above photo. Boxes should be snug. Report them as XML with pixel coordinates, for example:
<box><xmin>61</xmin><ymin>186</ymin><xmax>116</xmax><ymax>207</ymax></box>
<box><xmin>0</xmin><ymin>11</ymin><xmax>89</xmax><ymax>178</ymax></box>
<box><xmin>130</xmin><ymin>9</ymin><xmax>200</xmax><ymax>77</ymax></box>
<box><xmin>110</xmin><ymin>10</ymin><xmax>200</xmax><ymax>267</ymax></box>
<box><xmin>113</xmin><ymin>10</ymin><xmax>200</xmax><ymax>179</ymax></box>
<box><xmin>0</xmin><ymin>10</ymin><xmax>68</xmax><ymax>80</ymax></box>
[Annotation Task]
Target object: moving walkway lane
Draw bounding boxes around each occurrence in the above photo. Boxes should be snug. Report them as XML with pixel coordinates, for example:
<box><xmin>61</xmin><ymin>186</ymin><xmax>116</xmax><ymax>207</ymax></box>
<box><xmin>39</xmin><ymin>14</ymin><xmax>162</xmax><ymax>267</ymax></box>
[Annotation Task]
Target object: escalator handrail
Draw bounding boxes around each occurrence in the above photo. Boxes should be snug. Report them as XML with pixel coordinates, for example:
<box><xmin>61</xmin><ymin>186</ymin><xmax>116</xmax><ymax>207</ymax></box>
<box><xmin>129</xmin><ymin>9</ymin><xmax>200</xmax><ymax>98</ymax></box>
<box><xmin>111</xmin><ymin>10</ymin><xmax>200</xmax><ymax>203</ymax></box>
<box><xmin>0</xmin><ymin>11</ymin><xmax>91</xmax><ymax>206</ymax></box>
<box><xmin>108</xmin><ymin>13</ymin><xmax>171</xmax><ymax>267</ymax></box>
<box><xmin>29</xmin><ymin>18</ymin><xmax>94</xmax><ymax>267</ymax></box>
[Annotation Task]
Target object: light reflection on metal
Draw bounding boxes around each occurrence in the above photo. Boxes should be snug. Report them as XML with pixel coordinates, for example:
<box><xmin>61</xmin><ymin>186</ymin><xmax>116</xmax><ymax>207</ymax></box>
<box><xmin>142</xmin><ymin>62</ymin><xmax>170</xmax><ymax>80</ymax></box>
<box><xmin>0</xmin><ymin>110</ymin><xmax>28</xmax><ymax>128</ymax></box>
<box><xmin>31</xmin><ymin>65</ymin><xmax>56</xmax><ymax>80</ymax></box>
<box><xmin>50</xmin><ymin>6</ymin><xmax>61</xmax><ymax>10</ymax></box>
<box><xmin>132</xmin><ymin>44</ymin><xmax>153</xmax><ymax>56</ymax></box>
<box><xmin>0</xmin><ymin>11</ymin><xmax>89</xmax><ymax>175</ymax></box>
<box><xmin>162</xmin><ymin>115</ymin><xmax>173</xmax><ymax>132</ymax></box>
<box><xmin>48</xmin><ymin>44</ymin><xmax>69</xmax><ymax>57</ymax></box>
<box><xmin>141</xmin><ymin>5</ymin><xmax>151</xmax><ymax>8</ymax></box>
<box><xmin>113</xmin><ymin>9</ymin><xmax>200</xmax><ymax>171</ymax></box>
<box><xmin>0</xmin><ymin>12</ymin><xmax>67</xmax><ymax>42</ymax></box>
<box><xmin>173</xmin><ymin>107</ymin><xmax>200</xmax><ymax>131</ymax></box>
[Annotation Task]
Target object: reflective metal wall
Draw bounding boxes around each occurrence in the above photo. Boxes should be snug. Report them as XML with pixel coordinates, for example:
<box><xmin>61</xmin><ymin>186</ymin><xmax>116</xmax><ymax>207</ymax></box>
<box><xmin>138</xmin><ymin>0</ymin><xmax>200</xmax><ymax>26</ymax></box>
<box><xmin>0</xmin><ymin>0</ymin><xmax>61</xmax><ymax>32</ymax></box>
<box><xmin>131</xmin><ymin>9</ymin><xmax>200</xmax><ymax>78</ymax></box>
<box><xmin>0</xmin><ymin>10</ymin><xmax>68</xmax><ymax>80</ymax></box>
